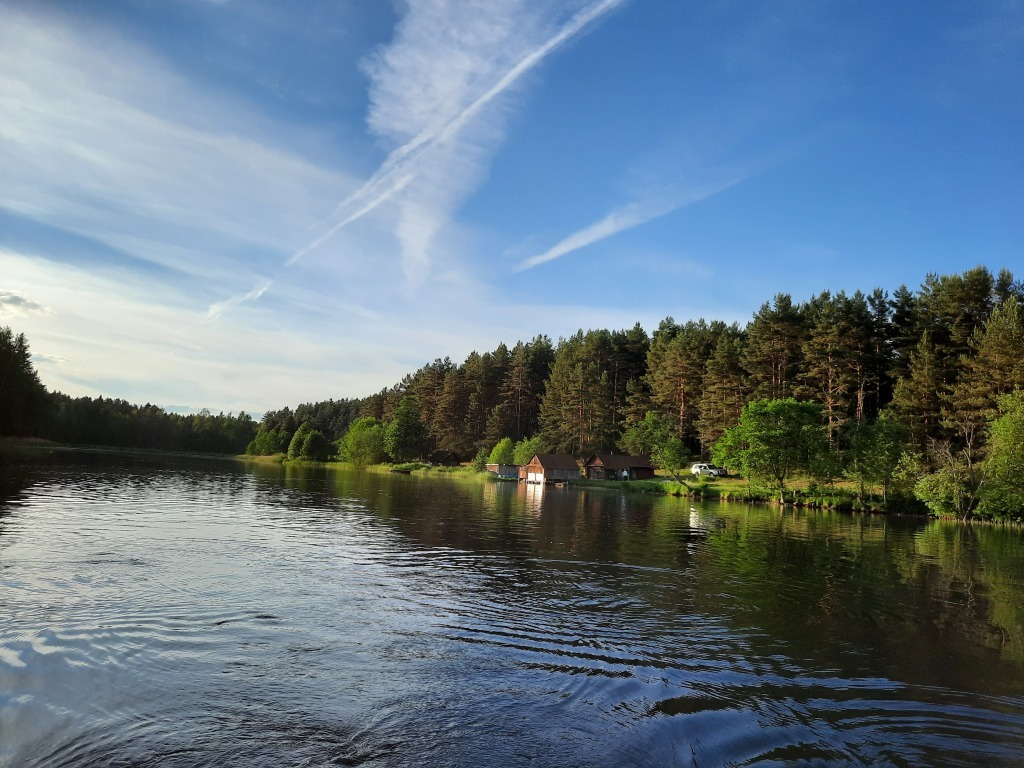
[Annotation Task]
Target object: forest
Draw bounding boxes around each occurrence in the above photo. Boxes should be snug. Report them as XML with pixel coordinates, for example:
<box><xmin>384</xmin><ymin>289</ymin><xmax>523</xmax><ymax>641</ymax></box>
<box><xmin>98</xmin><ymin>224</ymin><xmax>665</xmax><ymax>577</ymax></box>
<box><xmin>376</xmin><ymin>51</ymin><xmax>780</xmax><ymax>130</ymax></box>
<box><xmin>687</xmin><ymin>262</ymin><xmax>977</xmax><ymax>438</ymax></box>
<box><xmin>2</xmin><ymin>265</ymin><xmax>1023</xmax><ymax>518</ymax></box>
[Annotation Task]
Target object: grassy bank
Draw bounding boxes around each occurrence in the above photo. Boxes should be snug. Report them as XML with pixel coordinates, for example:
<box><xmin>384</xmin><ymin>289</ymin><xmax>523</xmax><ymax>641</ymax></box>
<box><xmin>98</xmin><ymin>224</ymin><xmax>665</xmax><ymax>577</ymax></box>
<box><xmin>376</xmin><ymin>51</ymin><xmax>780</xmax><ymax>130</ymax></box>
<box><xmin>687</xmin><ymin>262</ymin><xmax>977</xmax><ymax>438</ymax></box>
<box><xmin>240</xmin><ymin>454</ymin><xmax>927</xmax><ymax>514</ymax></box>
<box><xmin>574</xmin><ymin>474</ymin><xmax>926</xmax><ymax>514</ymax></box>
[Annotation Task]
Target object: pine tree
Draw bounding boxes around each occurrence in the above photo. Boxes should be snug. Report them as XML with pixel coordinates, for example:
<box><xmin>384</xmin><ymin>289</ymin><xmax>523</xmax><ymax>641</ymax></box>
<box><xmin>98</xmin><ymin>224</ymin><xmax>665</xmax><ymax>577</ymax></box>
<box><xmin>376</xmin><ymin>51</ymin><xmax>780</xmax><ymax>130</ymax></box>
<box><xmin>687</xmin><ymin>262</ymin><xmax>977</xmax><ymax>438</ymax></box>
<box><xmin>948</xmin><ymin>296</ymin><xmax>1024</xmax><ymax>423</ymax></box>
<box><xmin>646</xmin><ymin>319</ymin><xmax>718</xmax><ymax>446</ymax></box>
<box><xmin>539</xmin><ymin>332</ymin><xmax>613</xmax><ymax>454</ymax></box>
<box><xmin>742</xmin><ymin>294</ymin><xmax>805</xmax><ymax>401</ymax></box>
<box><xmin>889</xmin><ymin>332</ymin><xmax>945</xmax><ymax>446</ymax></box>
<box><xmin>797</xmin><ymin>291</ymin><xmax>871</xmax><ymax>444</ymax></box>
<box><xmin>0</xmin><ymin>326</ymin><xmax>48</xmax><ymax>436</ymax></box>
<box><xmin>697</xmin><ymin>331</ymin><xmax>747</xmax><ymax>452</ymax></box>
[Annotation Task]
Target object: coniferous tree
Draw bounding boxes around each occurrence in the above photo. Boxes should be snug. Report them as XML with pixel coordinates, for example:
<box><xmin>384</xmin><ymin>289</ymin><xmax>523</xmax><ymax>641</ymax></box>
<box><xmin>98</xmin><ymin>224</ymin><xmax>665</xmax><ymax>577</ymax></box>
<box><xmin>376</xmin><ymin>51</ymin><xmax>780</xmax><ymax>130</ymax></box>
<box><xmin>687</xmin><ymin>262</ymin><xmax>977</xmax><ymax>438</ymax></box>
<box><xmin>864</xmin><ymin>288</ymin><xmax>896</xmax><ymax>419</ymax></box>
<box><xmin>645</xmin><ymin>319</ymin><xmax>719</xmax><ymax>447</ymax></box>
<box><xmin>742</xmin><ymin>295</ymin><xmax>805</xmax><ymax>402</ymax></box>
<box><xmin>797</xmin><ymin>291</ymin><xmax>870</xmax><ymax>444</ymax></box>
<box><xmin>434</xmin><ymin>368</ymin><xmax>472</xmax><ymax>456</ymax></box>
<box><xmin>915</xmin><ymin>266</ymin><xmax>996</xmax><ymax>382</ymax></box>
<box><xmin>697</xmin><ymin>331</ymin><xmax>747</xmax><ymax>452</ymax></box>
<box><xmin>889</xmin><ymin>332</ymin><xmax>945</xmax><ymax>446</ymax></box>
<box><xmin>539</xmin><ymin>332</ymin><xmax>613</xmax><ymax>454</ymax></box>
<box><xmin>948</xmin><ymin>296</ymin><xmax>1024</xmax><ymax>424</ymax></box>
<box><xmin>889</xmin><ymin>284</ymin><xmax>918</xmax><ymax>380</ymax></box>
<box><xmin>0</xmin><ymin>326</ymin><xmax>48</xmax><ymax>436</ymax></box>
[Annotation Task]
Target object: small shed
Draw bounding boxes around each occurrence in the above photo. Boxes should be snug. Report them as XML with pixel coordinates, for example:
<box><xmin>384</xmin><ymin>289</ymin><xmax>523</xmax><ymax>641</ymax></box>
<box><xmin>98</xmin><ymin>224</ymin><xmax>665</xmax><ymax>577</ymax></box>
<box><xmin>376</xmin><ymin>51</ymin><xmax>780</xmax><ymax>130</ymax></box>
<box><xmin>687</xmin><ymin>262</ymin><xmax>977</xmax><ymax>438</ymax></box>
<box><xmin>429</xmin><ymin>450</ymin><xmax>460</xmax><ymax>467</ymax></box>
<box><xmin>486</xmin><ymin>463</ymin><xmax>519</xmax><ymax>480</ymax></box>
<box><xmin>522</xmin><ymin>453</ymin><xmax>580</xmax><ymax>484</ymax></box>
<box><xmin>582</xmin><ymin>453</ymin><xmax>655</xmax><ymax>481</ymax></box>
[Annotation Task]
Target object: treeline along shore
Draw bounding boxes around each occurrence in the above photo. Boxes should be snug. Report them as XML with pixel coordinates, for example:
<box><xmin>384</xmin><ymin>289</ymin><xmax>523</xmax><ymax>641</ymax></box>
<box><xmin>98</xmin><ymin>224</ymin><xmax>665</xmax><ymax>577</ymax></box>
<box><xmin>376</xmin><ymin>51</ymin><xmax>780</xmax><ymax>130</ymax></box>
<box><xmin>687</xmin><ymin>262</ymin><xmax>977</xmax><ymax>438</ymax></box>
<box><xmin>3</xmin><ymin>265</ymin><xmax>1023</xmax><ymax>520</ymax></box>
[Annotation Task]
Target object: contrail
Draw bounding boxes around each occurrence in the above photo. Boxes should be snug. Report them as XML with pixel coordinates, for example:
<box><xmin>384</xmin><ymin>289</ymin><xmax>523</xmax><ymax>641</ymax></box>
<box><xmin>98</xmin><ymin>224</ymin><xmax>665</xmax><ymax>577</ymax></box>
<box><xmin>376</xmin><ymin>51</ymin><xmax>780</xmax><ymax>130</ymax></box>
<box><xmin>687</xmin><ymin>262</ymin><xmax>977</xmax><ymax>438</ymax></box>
<box><xmin>515</xmin><ymin>177</ymin><xmax>743</xmax><ymax>272</ymax></box>
<box><xmin>285</xmin><ymin>0</ymin><xmax>626</xmax><ymax>266</ymax></box>
<box><xmin>206</xmin><ymin>279</ymin><xmax>273</xmax><ymax>320</ymax></box>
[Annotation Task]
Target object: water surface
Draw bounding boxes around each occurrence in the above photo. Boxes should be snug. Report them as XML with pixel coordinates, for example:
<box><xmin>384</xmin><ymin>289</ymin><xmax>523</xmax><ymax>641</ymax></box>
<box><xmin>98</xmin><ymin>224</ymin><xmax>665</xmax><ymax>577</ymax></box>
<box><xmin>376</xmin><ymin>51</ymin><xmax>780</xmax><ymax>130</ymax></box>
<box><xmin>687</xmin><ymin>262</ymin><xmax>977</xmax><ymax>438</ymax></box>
<box><xmin>1</xmin><ymin>453</ymin><xmax>1022</xmax><ymax>766</ymax></box>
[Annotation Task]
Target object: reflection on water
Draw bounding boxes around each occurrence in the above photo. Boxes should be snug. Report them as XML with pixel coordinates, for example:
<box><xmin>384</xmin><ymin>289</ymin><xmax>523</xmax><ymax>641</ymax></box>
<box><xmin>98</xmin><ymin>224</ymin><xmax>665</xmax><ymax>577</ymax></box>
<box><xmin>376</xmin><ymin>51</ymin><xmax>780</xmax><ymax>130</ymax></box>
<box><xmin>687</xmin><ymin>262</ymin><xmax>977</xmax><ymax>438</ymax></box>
<box><xmin>1</xmin><ymin>452</ymin><xmax>1022</xmax><ymax>767</ymax></box>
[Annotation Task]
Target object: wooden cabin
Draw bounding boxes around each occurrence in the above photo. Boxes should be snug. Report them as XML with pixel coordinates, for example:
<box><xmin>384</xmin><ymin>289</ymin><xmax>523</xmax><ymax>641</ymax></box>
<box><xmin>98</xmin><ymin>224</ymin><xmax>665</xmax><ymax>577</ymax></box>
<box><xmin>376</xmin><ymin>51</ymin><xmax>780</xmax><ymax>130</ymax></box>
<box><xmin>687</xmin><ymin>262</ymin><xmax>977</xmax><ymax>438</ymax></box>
<box><xmin>485</xmin><ymin>463</ymin><xmax>519</xmax><ymax>479</ymax></box>
<box><xmin>522</xmin><ymin>453</ymin><xmax>580</xmax><ymax>484</ymax></box>
<box><xmin>581</xmin><ymin>453</ymin><xmax>655</xmax><ymax>481</ymax></box>
<box><xmin>428</xmin><ymin>450</ymin><xmax>460</xmax><ymax>467</ymax></box>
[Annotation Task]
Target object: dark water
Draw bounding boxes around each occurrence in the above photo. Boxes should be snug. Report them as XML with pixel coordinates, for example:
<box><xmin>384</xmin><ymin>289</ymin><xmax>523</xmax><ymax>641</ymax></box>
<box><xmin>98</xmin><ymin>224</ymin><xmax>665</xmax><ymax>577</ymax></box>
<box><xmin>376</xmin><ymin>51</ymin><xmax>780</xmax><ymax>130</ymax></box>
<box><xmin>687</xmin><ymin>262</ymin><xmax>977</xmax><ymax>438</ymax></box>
<box><xmin>1</xmin><ymin>453</ymin><xmax>1023</xmax><ymax>767</ymax></box>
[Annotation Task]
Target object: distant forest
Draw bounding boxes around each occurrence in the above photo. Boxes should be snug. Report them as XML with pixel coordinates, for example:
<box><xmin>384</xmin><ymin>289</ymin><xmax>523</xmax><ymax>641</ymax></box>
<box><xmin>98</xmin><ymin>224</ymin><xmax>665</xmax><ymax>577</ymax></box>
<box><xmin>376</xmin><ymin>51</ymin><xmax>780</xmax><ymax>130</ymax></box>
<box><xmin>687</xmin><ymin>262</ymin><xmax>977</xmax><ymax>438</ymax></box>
<box><xmin>3</xmin><ymin>265</ymin><xmax>1023</xmax><ymax>471</ymax></box>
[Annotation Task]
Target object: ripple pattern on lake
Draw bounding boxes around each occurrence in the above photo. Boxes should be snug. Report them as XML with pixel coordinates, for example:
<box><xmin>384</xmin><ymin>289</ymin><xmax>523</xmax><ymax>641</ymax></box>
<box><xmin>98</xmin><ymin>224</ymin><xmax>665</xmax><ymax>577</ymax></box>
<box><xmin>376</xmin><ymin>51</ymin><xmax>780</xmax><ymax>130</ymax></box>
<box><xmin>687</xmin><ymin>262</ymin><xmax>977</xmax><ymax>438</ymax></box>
<box><xmin>1</xmin><ymin>457</ymin><xmax>1023</xmax><ymax>767</ymax></box>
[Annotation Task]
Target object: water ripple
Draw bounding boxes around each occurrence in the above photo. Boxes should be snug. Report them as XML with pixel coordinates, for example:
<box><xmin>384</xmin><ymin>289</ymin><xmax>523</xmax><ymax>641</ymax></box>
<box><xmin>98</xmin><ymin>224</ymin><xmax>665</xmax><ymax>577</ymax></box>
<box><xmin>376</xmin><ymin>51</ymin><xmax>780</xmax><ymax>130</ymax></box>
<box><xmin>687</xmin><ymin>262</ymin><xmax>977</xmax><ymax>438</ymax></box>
<box><xmin>1</xmin><ymin>457</ymin><xmax>1022</xmax><ymax>767</ymax></box>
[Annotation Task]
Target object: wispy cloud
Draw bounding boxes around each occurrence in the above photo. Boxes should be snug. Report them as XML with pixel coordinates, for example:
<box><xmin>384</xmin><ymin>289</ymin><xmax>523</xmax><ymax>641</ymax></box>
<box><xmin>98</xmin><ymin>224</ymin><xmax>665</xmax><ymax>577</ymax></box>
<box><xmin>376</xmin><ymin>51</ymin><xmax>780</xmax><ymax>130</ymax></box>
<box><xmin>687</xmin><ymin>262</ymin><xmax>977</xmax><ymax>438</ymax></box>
<box><xmin>32</xmin><ymin>353</ymin><xmax>72</xmax><ymax>366</ymax></box>
<box><xmin>0</xmin><ymin>6</ymin><xmax>348</xmax><ymax>288</ymax></box>
<box><xmin>287</xmin><ymin>0</ymin><xmax>627</xmax><ymax>288</ymax></box>
<box><xmin>0</xmin><ymin>290</ymin><xmax>53</xmax><ymax>316</ymax></box>
<box><xmin>515</xmin><ymin>177</ymin><xmax>742</xmax><ymax>271</ymax></box>
<box><xmin>206</xmin><ymin>280</ymin><xmax>273</xmax><ymax>320</ymax></box>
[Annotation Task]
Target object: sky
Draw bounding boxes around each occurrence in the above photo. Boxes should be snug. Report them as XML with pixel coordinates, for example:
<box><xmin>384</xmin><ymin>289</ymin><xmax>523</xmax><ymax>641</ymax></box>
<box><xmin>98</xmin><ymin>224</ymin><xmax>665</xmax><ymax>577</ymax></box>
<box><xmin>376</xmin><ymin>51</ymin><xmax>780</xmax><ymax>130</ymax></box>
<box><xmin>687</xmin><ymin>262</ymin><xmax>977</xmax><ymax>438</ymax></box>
<box><xmin>1</xmin><ymin>0</ymin><xmax>1021</xmax><ymax>415</ymax></box>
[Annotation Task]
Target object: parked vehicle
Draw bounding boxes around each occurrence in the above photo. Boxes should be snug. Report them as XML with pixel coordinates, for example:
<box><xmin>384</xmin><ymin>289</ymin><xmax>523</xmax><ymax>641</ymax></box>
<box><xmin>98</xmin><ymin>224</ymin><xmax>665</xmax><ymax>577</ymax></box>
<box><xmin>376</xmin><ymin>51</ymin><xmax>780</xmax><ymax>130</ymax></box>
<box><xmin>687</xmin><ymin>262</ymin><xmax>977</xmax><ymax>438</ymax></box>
<box><xmin>691</xmin><ymin>463</ymin><xmax>726</xmax><ymax>477</ymax></box>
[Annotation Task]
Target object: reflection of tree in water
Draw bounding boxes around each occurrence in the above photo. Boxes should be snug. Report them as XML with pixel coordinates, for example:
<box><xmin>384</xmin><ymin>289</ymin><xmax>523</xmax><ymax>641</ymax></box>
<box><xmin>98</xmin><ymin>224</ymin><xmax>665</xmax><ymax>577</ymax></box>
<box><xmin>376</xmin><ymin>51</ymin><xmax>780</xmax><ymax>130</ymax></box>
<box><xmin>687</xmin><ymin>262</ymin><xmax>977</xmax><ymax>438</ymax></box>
<box><xmin>697</xmin><ymin>507</ymin><xmax>1024</xmax><ymax>691</ymax></box>
<box><xmin>0</xmin><ymin>458</ymin><xmax>36</xmax><ymax>516</ymax></box>
<box><xmin>239</xmin><ymin>465</ymin><xmax>1024</xmax><ymax>694</ymax></box>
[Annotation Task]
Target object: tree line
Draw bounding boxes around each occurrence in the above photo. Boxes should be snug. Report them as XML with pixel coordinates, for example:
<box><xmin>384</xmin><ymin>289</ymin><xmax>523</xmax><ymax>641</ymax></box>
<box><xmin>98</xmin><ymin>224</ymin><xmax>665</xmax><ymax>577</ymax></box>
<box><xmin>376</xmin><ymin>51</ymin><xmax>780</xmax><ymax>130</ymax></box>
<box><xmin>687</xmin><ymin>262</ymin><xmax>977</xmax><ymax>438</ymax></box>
<box><xmin>4</xmin><ymin>264</ymin><xmax>1022</xmax><ymax>516</ymax></box>
<box><xmin>305</xmin><ymin>266</ymin><xmax>1021</xmax><ymax>459</ymax></box>
<box><xmin>0</xmin><ymin>330</ymin><xmax>258</xmax><ymax>454</ymax></box>
<box><xmin>292</xmin><ymin>264</ymin><xmax>1019</xmax><ymax>519</ymax></box>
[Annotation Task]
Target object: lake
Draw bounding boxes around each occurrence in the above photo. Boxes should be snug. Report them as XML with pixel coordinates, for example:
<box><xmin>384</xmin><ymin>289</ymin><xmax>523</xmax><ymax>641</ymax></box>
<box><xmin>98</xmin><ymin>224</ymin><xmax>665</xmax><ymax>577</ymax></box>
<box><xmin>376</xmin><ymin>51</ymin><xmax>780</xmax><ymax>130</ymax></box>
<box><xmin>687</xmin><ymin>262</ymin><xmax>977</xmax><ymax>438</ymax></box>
<box><xmin>1</xmin><ymin>452</ymin><xmax>1022</xmax><ymax>767</ymax></box>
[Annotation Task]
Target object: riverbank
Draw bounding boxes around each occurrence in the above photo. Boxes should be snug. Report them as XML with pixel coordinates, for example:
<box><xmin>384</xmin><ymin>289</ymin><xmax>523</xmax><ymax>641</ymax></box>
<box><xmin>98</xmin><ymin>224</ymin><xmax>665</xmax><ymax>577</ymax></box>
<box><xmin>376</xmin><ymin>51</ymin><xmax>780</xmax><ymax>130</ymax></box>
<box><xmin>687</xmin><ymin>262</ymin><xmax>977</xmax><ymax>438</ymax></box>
<box><xmin>0</xmin><ymin>440</ymin><xmax>966</xmax><ymax>519</ymax></box>
<box><xmin>0</xmin><ymin>437</ymin><xmax>242</xmax><ymax>463</ymax></box>
<box><xmin>241</xmin><ymin>453</ymin><xmax>929</xmax><ymax>514</ymax></box>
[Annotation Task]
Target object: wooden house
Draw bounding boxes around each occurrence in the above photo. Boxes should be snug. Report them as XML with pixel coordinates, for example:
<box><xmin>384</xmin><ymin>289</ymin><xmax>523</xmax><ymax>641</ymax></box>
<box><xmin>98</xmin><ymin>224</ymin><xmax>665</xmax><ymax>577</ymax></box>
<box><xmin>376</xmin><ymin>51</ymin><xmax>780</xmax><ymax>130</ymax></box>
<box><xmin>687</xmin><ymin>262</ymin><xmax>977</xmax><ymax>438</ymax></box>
<box><xmin>428</xmin><ymin>450</ymin><xmax>460</xmax><ymax>467</ymax></box>
<box><xmin>522</xmin><ymin>453</ymin><xmax>580</xmax><ymax>484</ymax></box>
<box><xmin>581</xmin><ymin>453</ymin><xmax>655</xmax><ymax>481</ymax></box>
<box><xmin>486</xmin><ymin>463</ymin><xmax>519</xmax><ymax>479</ymax></box>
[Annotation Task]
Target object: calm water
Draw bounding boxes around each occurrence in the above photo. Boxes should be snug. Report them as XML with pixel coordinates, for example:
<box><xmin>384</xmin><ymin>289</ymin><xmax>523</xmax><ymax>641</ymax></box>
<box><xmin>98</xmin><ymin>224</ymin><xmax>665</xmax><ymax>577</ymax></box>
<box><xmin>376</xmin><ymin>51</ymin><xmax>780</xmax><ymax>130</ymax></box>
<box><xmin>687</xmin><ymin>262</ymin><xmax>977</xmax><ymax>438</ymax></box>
<box><xmin>1</xmin><ymin>452</ymin><xmax>1023</xmax><ymax>767</ymax></box>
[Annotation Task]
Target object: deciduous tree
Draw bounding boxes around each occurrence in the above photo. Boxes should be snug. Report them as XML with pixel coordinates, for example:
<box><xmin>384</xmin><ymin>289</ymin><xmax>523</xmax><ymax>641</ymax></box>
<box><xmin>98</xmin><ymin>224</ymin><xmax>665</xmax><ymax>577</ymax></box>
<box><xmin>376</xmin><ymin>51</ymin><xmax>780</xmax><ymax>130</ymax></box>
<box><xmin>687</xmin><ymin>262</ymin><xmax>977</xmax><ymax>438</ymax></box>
<box><xmin>713</xmin><ymin>399</ymin><xmax>827</xmax><ymax>503</ymax></box>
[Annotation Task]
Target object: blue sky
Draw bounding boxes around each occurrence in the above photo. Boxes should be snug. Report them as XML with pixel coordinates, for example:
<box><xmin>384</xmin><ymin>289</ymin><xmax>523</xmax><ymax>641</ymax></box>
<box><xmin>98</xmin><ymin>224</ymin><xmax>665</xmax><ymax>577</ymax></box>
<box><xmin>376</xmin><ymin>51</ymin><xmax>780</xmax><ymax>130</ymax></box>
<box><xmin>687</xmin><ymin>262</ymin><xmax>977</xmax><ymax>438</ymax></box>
<box><xmin>1</xmin><ymin>0</ymin><xmax>1021</xmax><ymax>414</ymax></box>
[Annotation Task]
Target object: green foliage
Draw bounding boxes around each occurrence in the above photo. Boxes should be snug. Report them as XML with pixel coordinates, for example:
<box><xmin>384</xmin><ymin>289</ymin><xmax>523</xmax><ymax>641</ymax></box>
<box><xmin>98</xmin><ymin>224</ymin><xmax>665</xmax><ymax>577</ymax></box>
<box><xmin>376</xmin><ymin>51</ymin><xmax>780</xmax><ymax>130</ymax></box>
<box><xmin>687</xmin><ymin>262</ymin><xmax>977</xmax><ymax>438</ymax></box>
<box><xmin>742</xmin><ymin>295</ymin><xmax>804</xmax><ymax>402</ymax></box>
<box><xmin>977</xmin><ymin>390</ymin><xmax>1024</xmax><ymax>520</ymax></box>
<box><xmin>299</xmin><ymin>429</ymin><xmax>331</xmax><ymax>462</ymax></box>
<box><xmin>340</xmin><ymin>417</ymin><xmax>387</xmax><ymax>468</ymax></box>
<box><xmin>512</xmin><ymin>435</ymin><xmax>545</xmax><ymax>466</ymax></box>
<box><xmin>620</xmin><ymin>411</ymin><xmax>688</xmax><ymax>482</ymax></box>
<box><xmin>915</xmin><ymin>461</ymin><xmax>978</xmax><ymax>518</ymax></box>
<box><xmin>247</xmin><ymin>424</ymin><xmax>290</xmax><ymax>455</ymax></box>
<box><xmin>287</xmin><ymin>422</ymin><xmax>314</xmax><ymax>460</ymax></box>
<box><xmin>714</xmin><ymin>398</ymin><xmax>827</xmax><ymax>503</ymax></box>
<box><xmin>844</xmin><ymin>416</ymin><xmax>910</xmax><ymax>501</ymax></box>
<box><xmin>914</xmin><ymin>435</ymin><xmax>985</xmax><ymax>519</ymax></box>
<box><xmin>950</xmin><ymin>296</ymin><xmax>1024</xmax><ymax>424</ymax></box>
<box><xmin>471</xmin><ymin>447</ymin><xmax>488</xmax><ymax>472</ymax></box>
<box><xmin>487</xmin><ymin>437</ymin><xmax>515</xmax><ymax>465</ymax></box>
<box><xmin>385</xmin><ymin>396</ymin><xmax>427</xmax><ymax>462</ymax></box>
